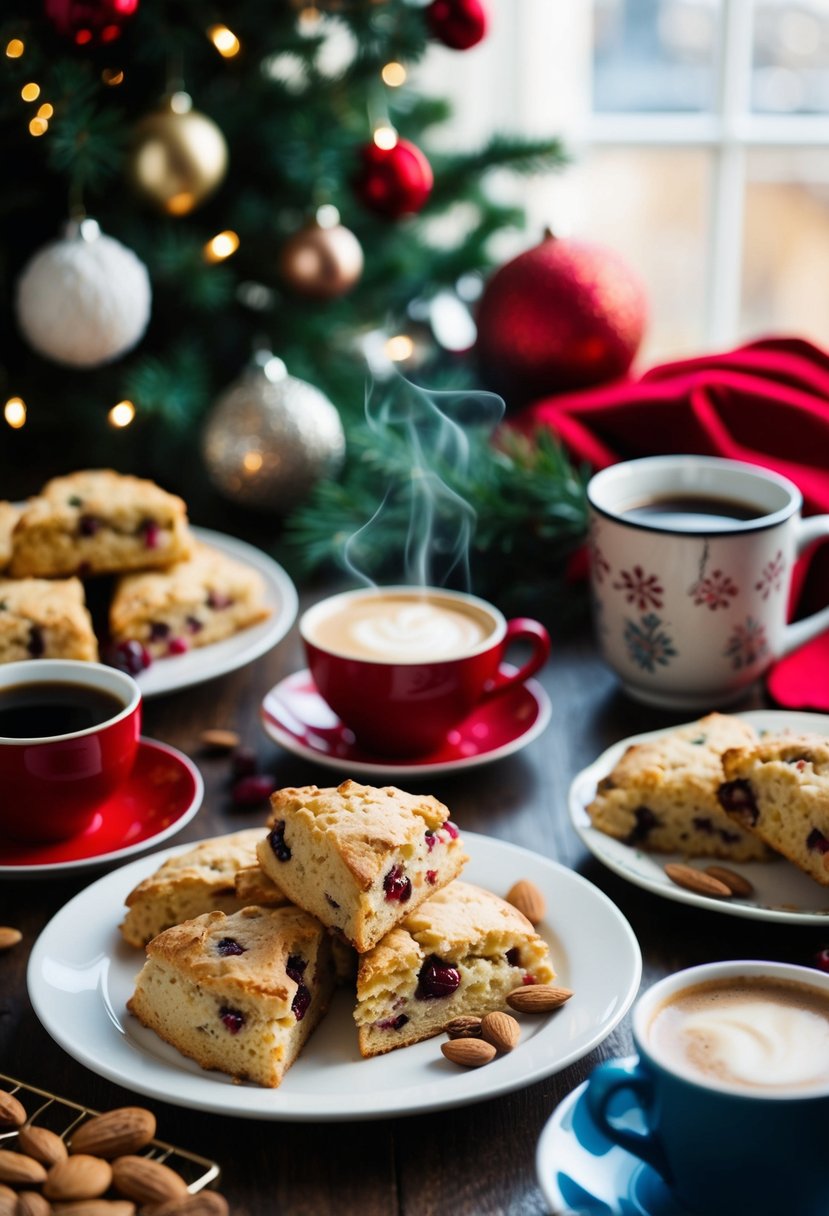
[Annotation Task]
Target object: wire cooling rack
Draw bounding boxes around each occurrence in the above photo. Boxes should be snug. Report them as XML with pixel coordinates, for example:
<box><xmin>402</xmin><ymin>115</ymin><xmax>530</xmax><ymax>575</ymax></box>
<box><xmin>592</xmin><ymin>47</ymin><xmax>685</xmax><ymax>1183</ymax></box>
<box><xmin>0</xmin><ymin>1072</ymin><xmax>221</xmax><ymax>1192</ymax></box>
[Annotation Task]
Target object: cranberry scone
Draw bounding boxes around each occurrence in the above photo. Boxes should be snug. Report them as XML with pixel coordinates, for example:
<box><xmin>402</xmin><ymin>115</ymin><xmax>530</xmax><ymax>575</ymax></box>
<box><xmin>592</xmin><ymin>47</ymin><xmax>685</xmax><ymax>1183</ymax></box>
<box><xmin>718</xmin><ymin>734</ymin><xmax>829</xmax><ymax>885</ymax></box>
<box><xmin>127</xmin><ymin>905</ymin><xmax>336</xmax><ymax>1088</ymax></box>
<box><xmin>9</xmin><ymin>469</ymin><xmax>192</xmax><ymax>578</ymax></box>
<box><xmin>0</xmin><ymin>577</ymin><xmax>98</xmax><ymax>662</ymax></box>
<box><xmin>586</xmin><ymin>712</ymin><xmax>771</xmax><ymax>861</ymax></box>
<box><xmin>109</xmin><ymin>543</ymin><xmax>271</xmax><ymax>661</ymax></box>
<box><xmin>354</xmin><ymin>880</ymin><xmax>555</xmax><ymax>1057</ymax></box>
<box><xmin>256</xmin><ymin>780</ymin><xmax>468</xmax><ymax>953</ymax></box>
<box><xmin>120</xmin><ymin>829</ymin><xmax>288</xmax><ymax>948</ymax></box>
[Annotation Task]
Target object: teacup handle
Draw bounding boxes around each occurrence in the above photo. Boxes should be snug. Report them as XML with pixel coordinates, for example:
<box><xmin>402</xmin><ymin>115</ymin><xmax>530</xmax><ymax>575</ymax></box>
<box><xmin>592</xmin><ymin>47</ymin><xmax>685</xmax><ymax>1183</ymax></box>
<box><xmin>781</xmin><ymin>514</ymin><xmax>829</xmax><ymax>656</ymax></box>
<box><xmin>482</xmin><ymin>618</ymin><xmax>551</xmax><ymax>698</ymax></box>
<box><xmin>584</xmin><ymin>1058</ymin><xmax>671</xmax><ymax>1180</ymax></box>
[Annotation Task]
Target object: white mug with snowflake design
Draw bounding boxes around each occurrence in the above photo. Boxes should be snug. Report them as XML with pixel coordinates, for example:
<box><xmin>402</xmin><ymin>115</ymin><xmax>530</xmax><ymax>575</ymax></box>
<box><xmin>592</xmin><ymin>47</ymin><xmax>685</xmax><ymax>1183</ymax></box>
<box><xmin>587</xmin><ymin>455</ymin><xmax>829</xmax><ymax>708</ymax></box>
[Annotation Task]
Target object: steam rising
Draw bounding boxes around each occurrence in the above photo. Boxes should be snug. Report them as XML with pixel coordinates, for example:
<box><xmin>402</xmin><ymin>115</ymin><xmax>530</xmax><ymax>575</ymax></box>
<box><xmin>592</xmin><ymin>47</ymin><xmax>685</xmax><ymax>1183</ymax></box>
<box><xmin>343</xmin><ymin>376</ymin><xmax>505</xmax><ymax>590</ymax></box>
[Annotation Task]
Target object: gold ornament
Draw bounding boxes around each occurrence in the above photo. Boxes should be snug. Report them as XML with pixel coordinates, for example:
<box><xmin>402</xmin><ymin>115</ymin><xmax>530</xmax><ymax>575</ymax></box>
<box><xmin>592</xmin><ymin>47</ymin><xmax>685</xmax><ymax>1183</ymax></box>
<box><xmin>279</xmin><ymin>206</ymin><xmax>364</xmax><ymax>300</ymax></box>
<box><xmin>128</xmin><ymin>92</ymin><xmax>228</xmax><ymax>216</ymax></box>
<box><xmin>202</xmin><ymin>352</ymin><xmax>346</xmax><ymax>513</ymax></box>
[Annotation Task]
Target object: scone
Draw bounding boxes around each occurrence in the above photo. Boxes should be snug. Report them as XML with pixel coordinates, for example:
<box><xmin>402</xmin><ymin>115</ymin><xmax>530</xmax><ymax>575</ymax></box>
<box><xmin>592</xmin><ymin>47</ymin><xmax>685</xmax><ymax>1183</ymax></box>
<box><xmin>354</xmin><ymin>880</ymin><xmax>555</xmax><ymax>1057</ymax></box>
<box><xmin>256</xmin><ymin>780</ymin><xmax>468</xmax><ymax>953</ymax></box>
<box><xmin>718</xmin><ymin>734</ymin><xmax>829</xmax><ymax>885</ymax></box>
<box><xmin>109</xmin><ymin>543</ymin><xmax>271</xmax><ymax>660</ymax></box>
<box><xmin>0</xmin><ymin>577</ymin><xmax>98</xmax><ymax>662</ymax></box>
<box><xmin>586</xmin><ymin>712</ymin><xmax>771</xmax><ymax>861</ymax></box>
<box><xmin>120</xmin><ymin>829</ymin><xmax>287</xmax><ymax>948</ymax></box>
<box><xmin>9</xmin><ymin>469</ymin><xmax>192</xmax><ymax>578</ymax></box>
<box><xmin>0</xmin><ymin>503</ymin><xmax>21</xmax><ymax>571</ymax></box>
<box><xmin>127</xmin><ymin>905</ymin><xmax>336</xmax><ymax>1088</ymax></box>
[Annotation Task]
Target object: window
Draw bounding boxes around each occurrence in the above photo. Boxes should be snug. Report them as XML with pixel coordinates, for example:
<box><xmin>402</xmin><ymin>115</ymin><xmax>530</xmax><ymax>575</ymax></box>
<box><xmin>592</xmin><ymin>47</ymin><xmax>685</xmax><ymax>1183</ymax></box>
<box><xmin>418</xmin><ymin>0</ymin><xmax>829</xmax><ymax>364</ymax></box>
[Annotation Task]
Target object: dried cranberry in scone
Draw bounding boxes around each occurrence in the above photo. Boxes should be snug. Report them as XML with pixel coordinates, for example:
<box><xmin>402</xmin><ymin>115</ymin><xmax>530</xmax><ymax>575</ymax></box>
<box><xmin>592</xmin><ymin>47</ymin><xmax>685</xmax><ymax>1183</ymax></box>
<box><xmin>354</xmin><ymin>880</ymin><xmax>555</xmax><ymax>1058</ymax></box>
<box><xmin>255</xmin><ymin>780</ymin><xmax>468</xmax><ymax>952</ymax></box>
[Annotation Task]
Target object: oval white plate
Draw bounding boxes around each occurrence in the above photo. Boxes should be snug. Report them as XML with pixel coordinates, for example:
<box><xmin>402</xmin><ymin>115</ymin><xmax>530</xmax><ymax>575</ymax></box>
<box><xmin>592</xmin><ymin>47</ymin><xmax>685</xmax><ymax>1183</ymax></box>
<box><xmin>28</xmin><ymin>832</ymin><xmax>641</xmax><ymax>1121</ymax></box>
<box><xmin>570</xmin><ymin>710</ymin><xmax>829</xmax><ymax>925</ymax></box>
<box><xmin>134</xmin><ymin>527</ymin><xmax>298</xmax><ymax>699</ymax></box>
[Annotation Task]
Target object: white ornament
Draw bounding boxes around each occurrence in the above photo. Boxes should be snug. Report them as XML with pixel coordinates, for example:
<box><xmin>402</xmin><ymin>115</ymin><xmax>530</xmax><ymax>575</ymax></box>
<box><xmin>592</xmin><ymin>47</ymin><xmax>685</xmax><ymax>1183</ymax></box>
<box><xmin>15</xmin><ymin>219</ymin><xmax>152</xmax><ymax>368</ymax></box>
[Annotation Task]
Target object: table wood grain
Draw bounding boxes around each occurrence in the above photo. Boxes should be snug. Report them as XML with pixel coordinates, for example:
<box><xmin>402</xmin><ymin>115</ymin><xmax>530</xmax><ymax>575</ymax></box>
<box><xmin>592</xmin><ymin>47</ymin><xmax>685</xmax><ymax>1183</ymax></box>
<box><xmin>1</xmin><ymin>583</ymin><xmax>823</xmax><ymax>1216</ymax></box>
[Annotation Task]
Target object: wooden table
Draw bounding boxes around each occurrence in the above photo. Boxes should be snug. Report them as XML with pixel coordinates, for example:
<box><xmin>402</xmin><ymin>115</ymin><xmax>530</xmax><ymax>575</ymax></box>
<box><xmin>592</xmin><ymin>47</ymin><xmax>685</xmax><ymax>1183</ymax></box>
<box><xmin>1</xmin><ymin>584</ymin><xmax>822</xmax><ymax>1216</ymax></box>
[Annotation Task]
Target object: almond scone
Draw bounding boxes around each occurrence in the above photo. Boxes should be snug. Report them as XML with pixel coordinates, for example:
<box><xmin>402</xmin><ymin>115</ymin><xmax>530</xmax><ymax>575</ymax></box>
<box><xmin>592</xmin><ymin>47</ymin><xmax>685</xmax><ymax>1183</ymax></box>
<box><xmin>120</xmin><ymin>830</ymin><xmax>288</xmax><ymax>948</ymax></box>
<box><xmin>109</xmin><ymin>543</ymin><xmax>270</xmax><ymax>660</ymax></box>
<box><xmin>127</xmin><ymin>905</ymin><xmax>336</xmax><ymax>1088</ymax></box>
<box><xmin>0</xmin><ymin>503</ymin><xmax>21</xmax><ymax>571</ymax></box>
<box><xmin>586</xmin><ymin>712</ymin><xmax>771</xmax><ymax>862</ymax></box>
<box><xmin>354</xmin><ymin>880</ymin><xmax>555</xmax><ymax>1057</ymax></box>
<box><xmin>9</xmin><ymin>469</ymin><xmax>192</xmax><ymax>578</ymax></box>
<box><xmin>256</xmin><ymin>780</ymin><xmax>468</xmax><ymax>953</ymax></box>
<box><xmin>0</xmin><ymin>577</ymin><xmax>98</xmax><ymax>662</ymax></box>
<box><xmin>718</xmin><ymin>734</ymin><xmax>829</xmax><ymax>885</ymax></box>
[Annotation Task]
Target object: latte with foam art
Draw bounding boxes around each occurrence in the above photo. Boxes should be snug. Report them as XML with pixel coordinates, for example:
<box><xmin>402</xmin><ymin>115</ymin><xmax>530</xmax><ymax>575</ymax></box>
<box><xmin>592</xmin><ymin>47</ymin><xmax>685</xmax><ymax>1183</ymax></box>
<box><xmin>306</xmin><ymin>592</ymin><xmax>494</xmax><ymax>663</ymax></box>
<box><xmin>648</xmin><ymin>976</ymin><xmax>829</xmax><ymax>1093</ymax></box>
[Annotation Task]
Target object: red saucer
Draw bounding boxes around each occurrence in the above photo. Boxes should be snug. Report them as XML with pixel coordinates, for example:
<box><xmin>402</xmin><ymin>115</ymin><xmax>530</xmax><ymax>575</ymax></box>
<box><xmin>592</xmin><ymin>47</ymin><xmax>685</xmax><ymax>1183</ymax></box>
<box><xmin>260</xmin><ymin>667</ymin><xmax>551</xmax><ymax>777</ymax></box>
<box><xmin>0</xmin><ymin>738</ymin><xmax>204</xmax><ymax>876</ymax></box>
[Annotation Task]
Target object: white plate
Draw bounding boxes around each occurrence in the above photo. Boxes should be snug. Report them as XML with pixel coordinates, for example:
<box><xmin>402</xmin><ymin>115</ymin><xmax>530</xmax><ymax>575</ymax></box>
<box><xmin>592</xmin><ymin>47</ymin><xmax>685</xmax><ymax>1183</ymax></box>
<box><xmin>570</xmin><ymin>709</ymin><xmax>829</xmax><ymax>925</ymax></box>
<box><xmin>27</xmin><ymin>832</ymin><xmax>642</xmax><ymax>1122</ymax></box>
<box><xmin>134</xmin><ymin>528</ymin><xmax>298</xmax><ymax>698</ymax></box>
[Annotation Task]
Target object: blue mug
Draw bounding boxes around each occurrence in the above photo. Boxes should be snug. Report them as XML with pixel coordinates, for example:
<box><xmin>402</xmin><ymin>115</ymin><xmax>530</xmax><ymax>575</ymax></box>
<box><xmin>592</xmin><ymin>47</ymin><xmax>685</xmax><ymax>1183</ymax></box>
<box><xmin>585</xmin><ymin>960</ymin><xmax>829</xmax><ymax>1216</ymax></box>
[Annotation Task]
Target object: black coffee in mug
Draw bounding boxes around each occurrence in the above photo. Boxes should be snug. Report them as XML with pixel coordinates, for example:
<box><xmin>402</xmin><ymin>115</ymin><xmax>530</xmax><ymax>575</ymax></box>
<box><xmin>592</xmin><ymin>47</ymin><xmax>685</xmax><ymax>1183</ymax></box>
<box><xmin>0</xmin><ymin>681</ymin><xmax>125</xmax><ymax>739</ymax></box>
<box><xmin>621</xmin><ymin>494</ymin><xmax>762</xmax><ymax>531</ymax></box>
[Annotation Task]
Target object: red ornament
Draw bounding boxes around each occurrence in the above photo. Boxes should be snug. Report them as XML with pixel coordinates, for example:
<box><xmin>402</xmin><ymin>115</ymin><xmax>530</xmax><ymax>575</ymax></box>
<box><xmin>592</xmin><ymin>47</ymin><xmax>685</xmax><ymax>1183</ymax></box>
<box><xmin>475</xmin><ymin>233</ymin><xmax>648</xmax><ymax>405</ymax></box>
<box><xmin>353</xmin><ymin>138</ymin><xmax>433</xmax><ymax>219</ymax></box>
<box><xmin>44</xmin><ymin>0</ymin><xmax>139</xmax><ymax>46</ymax></box>
<box><xmin>426</xmin><ymin>0</ymin><xmax>488</xmax><ymax>50</ymax></box>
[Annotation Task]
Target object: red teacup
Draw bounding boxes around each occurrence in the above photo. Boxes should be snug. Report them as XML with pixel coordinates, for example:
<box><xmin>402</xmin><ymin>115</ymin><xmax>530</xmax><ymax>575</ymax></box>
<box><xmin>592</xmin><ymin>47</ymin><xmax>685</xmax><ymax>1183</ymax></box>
<box><xmin>0</xmin><ymin>659</ymin><xmax>142</xmax><ymax>842</ymax></box>
<box><xmin>300</xmin><ymin>586</ymin><xmax>551</xmax><ymax>756</ymax></box>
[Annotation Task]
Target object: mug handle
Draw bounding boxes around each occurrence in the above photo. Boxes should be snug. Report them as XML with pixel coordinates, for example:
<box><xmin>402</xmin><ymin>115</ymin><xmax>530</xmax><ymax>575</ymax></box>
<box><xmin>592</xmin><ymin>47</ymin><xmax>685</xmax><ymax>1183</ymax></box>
<box><xmin>781</xmin><ymin>515</ymin><xmax>829</xmax><ymax>656</ymax></box>
<box><xmin>584</xmin><ymin>1058</ymin><xmax>671</xmax><ymax>1180</ymax></box>
<box><xmin>482</xmin><ymin>618</ymin><xmax>551</xmax><ymax>698</ymax></box>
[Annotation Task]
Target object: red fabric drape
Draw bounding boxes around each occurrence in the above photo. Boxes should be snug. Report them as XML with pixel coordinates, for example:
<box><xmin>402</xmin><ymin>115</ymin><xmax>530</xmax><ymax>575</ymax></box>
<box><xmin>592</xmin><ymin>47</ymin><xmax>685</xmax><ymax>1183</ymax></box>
<box><xmin>514</xmin><ymin>337</ymin><xmax>829</xmax><ymax>710</ymax></box>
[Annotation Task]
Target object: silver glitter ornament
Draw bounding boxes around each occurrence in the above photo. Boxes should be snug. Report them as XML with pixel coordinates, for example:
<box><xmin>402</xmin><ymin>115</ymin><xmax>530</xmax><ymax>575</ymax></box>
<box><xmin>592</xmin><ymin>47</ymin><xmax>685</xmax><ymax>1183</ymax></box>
<box><xmin>202</xmin><ymin>353</ymin><xmax>346</xmax><ymax>512</ymax></box>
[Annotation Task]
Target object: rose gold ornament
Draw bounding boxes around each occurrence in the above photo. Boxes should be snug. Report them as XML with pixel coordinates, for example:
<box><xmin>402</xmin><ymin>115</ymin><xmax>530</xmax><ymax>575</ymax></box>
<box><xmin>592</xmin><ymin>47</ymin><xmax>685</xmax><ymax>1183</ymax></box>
<box><xmin>279</xmin><ymin>208</ymin><xmax>363</xmax><ymax>299</ymax></box>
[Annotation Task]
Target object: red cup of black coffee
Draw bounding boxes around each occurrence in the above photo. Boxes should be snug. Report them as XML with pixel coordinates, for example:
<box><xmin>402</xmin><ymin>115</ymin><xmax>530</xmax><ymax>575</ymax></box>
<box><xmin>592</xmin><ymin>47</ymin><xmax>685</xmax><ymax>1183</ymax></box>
<box><xmin>0</xmin><ymin>659</ymin><xmax>142</xmax><ymax>842</ymax></box>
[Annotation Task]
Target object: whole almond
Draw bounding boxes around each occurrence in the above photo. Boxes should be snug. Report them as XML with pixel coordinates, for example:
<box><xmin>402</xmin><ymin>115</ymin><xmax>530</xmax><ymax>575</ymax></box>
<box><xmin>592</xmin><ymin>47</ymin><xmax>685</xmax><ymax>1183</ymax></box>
<box><xmin>15</xmin><ymin>1191</ymin><xmax>50</xmax><ymax>1216</ymax></box>
<box><xmin>147</xmin><ymin>1194</ymin><xmax>230</xmax><ymax>1216</ymax></box>
<box><xmin>480</xmin><ymin>1010</ymin><xmax>521</xmax><ymax>1053</ymax></box>
<box><xmin>0</xmin><ymin>929</ymin><xmax>21</xmax><ymax>952</ymax></box>
<box><xmin>0</xmin><ymin>1185</ymin><xmax>14</xmax><ymax>1216</ymax></box>
<box><xmin>0</xmin><ymin>1091</ymin><xmax>26</xmax><ymax>1128</ymax></box>
<box><xmin>0</xmin><ymin>1150</ymin><xmax>46</xmax><ymax>1187</ymax></box>
<box><xmin>70</xmin><ymin>1109</ymin><xmax>156</xmax><ymax>1160</ymax></box>
<box><xmin>507</xmin><ymin>984</ymin><xmax>574</xmax><ymax>1013</ymax></box>
<box><xmin>445</xmin><ymin>1016</ymin><xmax>482</xmax><ymax>1039</ymax></box>
<box><xmin>441</xmin><ymin>1038</ymin><xmax>497</xmax><ymax>1067</ymax></box>
<box><xmin>199</xmin><ymin>729</ymin><xmax>240</xmax><ymax>752</ymax></box>
<box><xmin>18</xmin><ymin>1125</ymin><xmax>68</xmax><ymax>1167</ymax></box>
<box><xmin>49</xmin><ymin>1203</ymin><xmax>135</xmax><ymax>1216</ymax></box>
<box><xmin>664</xmin><ymin>863</ymin><xmax>732</xmax><ymax>899</ymax></box>
<box><xmin>44</xmin><ymin>1157</ymin><xmax>112</xmax><ymax>1202</ymax></box>
<box><xmin>505</xmin><ymin>879</ymin><xmax>545</xmax><ymax>925</ymax></box>
<box><xmin>110</xmin><ymin>1157</ymin><xmax>187</xmax><ymax>1206</ymax></box>
<box><xmin>703</xmin><ymin>865</ymin><xmax>754</xmax><ymax>898</ymax></box>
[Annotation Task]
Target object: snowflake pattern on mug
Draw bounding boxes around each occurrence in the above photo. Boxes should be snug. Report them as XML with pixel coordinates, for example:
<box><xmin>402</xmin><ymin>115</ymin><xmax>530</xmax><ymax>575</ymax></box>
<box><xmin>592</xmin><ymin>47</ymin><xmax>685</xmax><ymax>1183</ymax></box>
<box><xmin>691</xmin><ymin>569</ymin><xmax>739</xmax><ymax>611</ymax></box>
<box><xmin>624</xmin><ymin>613</ymin><xmax>678</xmax><ymax>672</ymax></box>
<box><xmin>723</xmin><ymin>617</ymin><xmax>769</xmax><ymax>670</ymax></box>
<box><xmin>613</xmin><ymin>565</ymin><xmax>664</xmax><ymax>611</ymax></box>
<box><xmin>755</xmin><ymin>550</ymin><xmax>785</xmax><ymax>600</ymax></box>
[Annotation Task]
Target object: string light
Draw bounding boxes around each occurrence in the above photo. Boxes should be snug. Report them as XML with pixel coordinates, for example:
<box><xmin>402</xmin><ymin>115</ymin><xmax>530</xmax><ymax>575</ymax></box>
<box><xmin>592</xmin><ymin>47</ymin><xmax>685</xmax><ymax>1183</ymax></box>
<box><xmin>37</xmin><ymin>103</ymin><xmax>53</xmax><ymax>119</ymax></box>
<box><xmin>101</xmin><ymin>68</ymin><xmax>124</xmax><ymax>86</ymax></box>
<box><xmin>4</xmin><ymin>398</ymin><xmax>26</xmax><ymax>429</ymax></box>
<box><xmin>5</xmin><ymin>39</ymin><xmax>24</xmax><ymax>59</ymax></box>
<box><xmin>373</xmin><ymin>125</ymin><xmax>398</xmax><ymax>150</ymax></box>
<box><xmin>381</xmin><ymin>62</ymin><xmax>407</xmax><ymax>87</ymax></box>
<box><xmin>20</xmin><ymin>82</ymin><xmax>40</xmax><ymax>102</ymax></box>
<box><xmin>28</xmin><ymin>116</ymin><xmax>48</xmax><ymax>137</ymax></box>
<box><xmin>207</xmin><ymin>24</ymin><xmax>241</xmax><ymax>58</ymax></box>
<box><xmin>108</xmin><ymin>400</ymin><xmax>136</xmax><ymax>428</ymax></box>
<box><xmin>243</xmin><ymin>451</ymin><xmax>263</xmax><ymax>472</ymax></box>
<box><xmin>203</xmin><ymin>230</ymin><xmax>240</xmax><ymax>263</ymax></box>
<box><xmin>384</xmin><ymin>334</ymin><xmax>415</xmax><ymax>362</ymax></box>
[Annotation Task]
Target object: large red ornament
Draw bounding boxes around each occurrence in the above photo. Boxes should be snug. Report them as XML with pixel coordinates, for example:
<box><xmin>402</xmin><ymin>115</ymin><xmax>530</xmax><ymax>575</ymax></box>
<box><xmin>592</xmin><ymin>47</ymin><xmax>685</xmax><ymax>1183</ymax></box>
<box><xmin>44</xmin><ymin>0</ymin><xmax>139</xmax><ymax>45</ymax></box>
<box><xmin>475</xmin><ymin>233</ymin><xmax>648</xmax><ymax>405</ymax></box>
<box><xmin>426</xmin><ymin>0</ymin><xmax>489</xmax><ymax>50</ymax></box>
<box><xmin>353</xmin><ymin>138</ymin><xmax>433</xmax><ymax>219</ymax></box>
